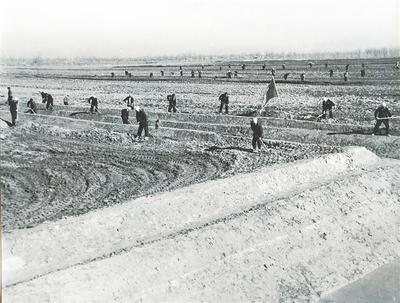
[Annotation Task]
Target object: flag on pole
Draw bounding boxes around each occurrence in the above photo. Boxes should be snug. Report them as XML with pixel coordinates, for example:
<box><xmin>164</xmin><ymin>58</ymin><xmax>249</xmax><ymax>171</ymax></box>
<box><xmin>264</xmin><ymin>76</ymin><xmax>278</xmax><ymax>105</ymax></box>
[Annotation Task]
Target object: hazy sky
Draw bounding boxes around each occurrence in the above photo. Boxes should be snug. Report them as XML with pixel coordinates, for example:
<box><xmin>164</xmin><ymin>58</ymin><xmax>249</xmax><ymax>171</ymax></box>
<box><xmin>1</xmin><ymin>0</ymin><xmax>399</xmax><ymax>58</ymax></box>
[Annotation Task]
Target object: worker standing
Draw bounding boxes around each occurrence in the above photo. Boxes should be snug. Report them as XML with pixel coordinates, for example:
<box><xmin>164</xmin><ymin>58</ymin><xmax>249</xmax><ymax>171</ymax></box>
<box><xmin>329</xmin><ymin>69</ymin><xmax>334</xmax><ymax>77</ymax></box>
<box><xmin>373</xmin><ymin>102</ymin><xmax>392</xmax><ymax>136</ymax></box>
<box><xmin>167</xmin><ymin>93</ymin><xmax>177</xmax><ymax>113</ymax></box>
<box><xmin>135</xmin><ymin>106</ymin><xmax>149</xmax><ymax>139</ymax></box>
<box><xmin>250</xmin><ymin>117</ymin><xmax>263</xmax><ymax>153</ymax></box>
<box><xmin>121</xmin><ymin>106</ymin><xmax>132</xmax><ymax>124</ymax></box>
<box><xmin>321</xmin><ymin>97</ymin><xmax>335</xmax><ymax>119</ymax></box>
<box><xmin>344</xmin><ymin>71</ymin><xmax>349</xmax><ymax>82</ymax></box>
<box><xmin>218</xmin><ymin>92</ymin><xmax>229</xmax><ymax>114</ymax></box>
<box><xmin>26</xmin><ymin>98</ymin><xmax>37</xmax><ymax>114</ymax></box>
<box><xmin>7</xmin><ymin>87</ymin><xmax>13</xmax><ymax>103</ymax></box>
<box><xmin>88</xmin><ymin>95</ymin><xmax>99</xmax><ymax>113</ymax></box>
<box><xmin>9</xmin><ymin>97</ymin><xmax>18</xmax><ymax>126</ymax></box>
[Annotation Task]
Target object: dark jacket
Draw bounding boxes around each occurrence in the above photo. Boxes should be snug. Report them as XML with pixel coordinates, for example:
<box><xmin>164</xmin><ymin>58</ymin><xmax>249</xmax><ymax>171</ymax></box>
<box><xmin>322</xmin><ymin>99</ymin><xmax>335</xmax><ymax>111</ymax></box>
<box><xmin>219</xmin><ymin>93</ymin><xmax>229</xmax><ymax>104</ymax></box>
<box><xmin>121</xmin><ymin>108</ymin><xmax>129</xmax><ymax>120</ymax></box>
<box><xmin>167</xmin><ymin>94</ymin><xmax>176</xmax><ymax>106</ymax></box>
<box><xmin>40</xmin><ymin>92</ymin><xmax>47</xmax><ymax>103</ymax></box>
<box><xmin>27</xmin><ymin>99</ymin><xmax>37</xmax><ymax>112</ymax></box>
<box><xmin>136</xmin><ymin>109</ymin><xmax>147</xmax><ymax>124</ymax></box>
<box><xmin>88</xmin><ymin>97</ymin><xmax>98</xmax><ymax>106</ymax></box>
<box><xmin>374</xmin><ymin>106</ymin><xmax>391</xmax><ymax>119</ymax></box>
<box><xmin>9</xmin><ymin>99</ymin><xmax>18</xmax><ymax>112</ymax></box>
<box><xmin>250</xmin><ymin>120</ymin><xmax>263</xmax><ymax>137</ymax></box>
<box><xmin>7</xmin><ymin>89</ymin><xmax>13</xmax><ymax>103</ymax></box>
<box><xmin>47</xmin><ymin>94</ymin><xmax>53</xmax><ymax>104</ymax></box>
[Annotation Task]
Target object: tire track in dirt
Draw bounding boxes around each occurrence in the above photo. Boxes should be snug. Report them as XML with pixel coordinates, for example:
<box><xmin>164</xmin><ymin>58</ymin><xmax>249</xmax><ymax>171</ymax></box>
<box><xmin>1</xmin><ymin>122</ymin><xmax>339</xmax><ymax>232</ymax></box>
<box><xmin>1</xmin><ymin>132</ymin><xmax>232</xmax><ymax>231</ymax></box>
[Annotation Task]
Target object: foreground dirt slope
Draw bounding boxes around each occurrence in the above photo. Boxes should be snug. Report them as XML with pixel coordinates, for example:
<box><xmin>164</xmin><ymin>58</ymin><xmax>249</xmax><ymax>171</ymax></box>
<box><xmin>4</xmin><ymin>147</ymin><xmax>399</xmax><ymax>302</ymax></box>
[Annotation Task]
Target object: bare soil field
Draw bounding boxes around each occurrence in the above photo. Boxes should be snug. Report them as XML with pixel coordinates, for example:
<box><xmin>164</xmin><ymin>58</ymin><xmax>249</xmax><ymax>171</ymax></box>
<box><xmin>1</xmin><ymin>57</ymin><xmax>399</xmax><ymax>302</ymax></box>
<box><xmin>0</xmin><ymin>113</ymin><xmax>338</xmax><ymax>232</ymax></box>
<box><xmin>1</xmin><ymin>58</ymin><xmax>399</xmax><ymax>124</ymax></box>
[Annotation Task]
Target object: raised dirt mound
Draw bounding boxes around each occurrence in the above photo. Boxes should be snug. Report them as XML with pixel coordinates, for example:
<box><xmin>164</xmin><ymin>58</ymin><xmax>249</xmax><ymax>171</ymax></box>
<box><xmin>4</xmin><ymin>147</ymin><xmax>399</xmax><ymax>303</ymax></box>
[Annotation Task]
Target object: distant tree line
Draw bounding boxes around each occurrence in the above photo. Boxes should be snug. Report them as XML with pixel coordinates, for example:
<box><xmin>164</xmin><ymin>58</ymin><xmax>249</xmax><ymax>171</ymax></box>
<box><xmin>1</xmin><ymin>48</ymin><xmax>398</xmax><ymax>66</ymax></box>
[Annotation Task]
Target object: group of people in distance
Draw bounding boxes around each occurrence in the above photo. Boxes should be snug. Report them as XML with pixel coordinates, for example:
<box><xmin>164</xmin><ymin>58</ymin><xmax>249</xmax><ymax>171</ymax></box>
<box><xmin>5</xmin><ymin>85</ymin><xmax>394</xmax><ymax>149</ymax></box>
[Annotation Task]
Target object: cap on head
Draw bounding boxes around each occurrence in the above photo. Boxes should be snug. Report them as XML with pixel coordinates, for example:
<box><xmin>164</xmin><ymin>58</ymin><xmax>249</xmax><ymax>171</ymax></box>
<box><xmin>252</xmin><ymin>117</ymin><xmax>258</xmax><ymax>124</ymax></box>
<box><xmin>382</xmin><ymin>102</ymin><xmax>387</xmax><ymax>107</ymax></box>
<box><xmin>135</xmin><ymin>106</ymin><xmax>141</xmax><ymax>111</ymax></box>
<box><xmin>323</xmin><ymin>97</ymin><xmax>328</xmax><ymax>101</ymax></box>
<box><xmin>14</xmin><ymin>97</ymin><xmax>19</xmax><ymax>101</ymax></box>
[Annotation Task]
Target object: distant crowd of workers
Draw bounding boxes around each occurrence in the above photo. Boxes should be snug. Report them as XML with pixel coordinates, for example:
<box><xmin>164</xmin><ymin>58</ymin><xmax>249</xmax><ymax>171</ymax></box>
<box><xmin>5</xmin><ymin>60</ymin><xmax>397</xmax><ymax>151</ymax></box>
<box><xmin>110</xmin><ymin>61</ymin><xmax>400</xmax><ymax>82</ymax></box>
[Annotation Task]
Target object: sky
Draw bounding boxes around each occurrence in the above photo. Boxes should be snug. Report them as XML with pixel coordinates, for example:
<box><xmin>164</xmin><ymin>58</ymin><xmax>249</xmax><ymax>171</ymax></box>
<box><xmin>1</xmin><ymin>0</ymin><xmax>399</xmax><ymax>58</ymax></box>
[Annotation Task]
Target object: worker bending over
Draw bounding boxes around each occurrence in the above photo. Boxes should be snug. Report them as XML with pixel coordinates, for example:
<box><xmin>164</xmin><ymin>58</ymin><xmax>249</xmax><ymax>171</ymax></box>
<box><xmin>219</xmin><ymin>92</ymin><xmax>229</xmax><ymax>114</ymax></box>
<box><xmin>135</xmin><ymin>106</ymin><xmax>149</xmax><ymax>139</ymax></box>
<box><xmin>322</xmin><ymin>97</ymin><xmax>335</xmax><ymax>119</ymax></box>
<box><xmin>88</xmin><ymin>96</ymin><xmax>99</xmax><ymax>113</ymax></box>
<box><xmin>121</xmin><ymin>106</ymin><xmax>132</xmax><ymax>124</ymax></box>
<box><xmin>373</xmin><ymin>102</ymin><xmax>392</xmax><ymax>136</ymax></box>
<box><xmin>26</xmin><ymin>98</ymin><xmax>37</xmax><ymax>114</ymax></box>
<box><xmin>167</xmin><ymin>93</ymin><xmax>177</xmax><ymax>113</ymax></box>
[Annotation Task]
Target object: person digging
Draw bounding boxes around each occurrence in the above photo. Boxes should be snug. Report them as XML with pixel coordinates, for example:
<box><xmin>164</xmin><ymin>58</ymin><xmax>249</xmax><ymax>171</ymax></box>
<box><xmin>121</xmin><ymin>106</ymin><xmax>132</xmax><ymax>124</ymax></box>
<box><xmin>321</xmin><ymin>97</ymin><xmax>335</xmax><ymax>119</ymax></box>
<box><xmin>26</xmin><ymin>98</ymin><xmax>37</xmax><ymax>114</ymax></box>
<box><xmin>87</xmin><ymin>95</ymin><xmax>99</xmax><ymax>113</ymax></box>
<box><xmin>135</xmin><ymin>106</ymin><xmax>149</xmax><ymax>140</ymax></box>
<box><xmin>218</xmin><ymin>92</ymin><xmax>229</xmax><ymax>114</ymax></box>
<box><xmin>373</xmin><ymin>102</ymin><xmax>391</xmax><ymax>136</ymax></box>
<box><xmin>167</xmin><ymin>93</ymin><xmax>177</xmax><ymax>113</ymax></box>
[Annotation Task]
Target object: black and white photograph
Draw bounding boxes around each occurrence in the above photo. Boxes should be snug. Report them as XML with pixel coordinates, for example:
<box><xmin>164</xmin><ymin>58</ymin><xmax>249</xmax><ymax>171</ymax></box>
<box><xmin>1</xmin><ymin>0</ymin><xmax>399</xmax><ymax>302</ymax></box>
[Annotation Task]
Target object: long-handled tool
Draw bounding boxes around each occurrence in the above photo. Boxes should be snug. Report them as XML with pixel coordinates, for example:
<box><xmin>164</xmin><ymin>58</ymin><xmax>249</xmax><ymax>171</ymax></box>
<box><xmin>376</xmin><ymin>116</ymin><xmax>400</xmax><ymax>120</ymax></box>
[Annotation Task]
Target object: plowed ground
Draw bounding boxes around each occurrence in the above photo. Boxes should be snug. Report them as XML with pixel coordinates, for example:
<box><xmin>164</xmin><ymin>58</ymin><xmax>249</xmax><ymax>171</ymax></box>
<box><xmin>1</xmin><ymin>122</ymin><xmax>339</xmax><ymax>231</ymax></box>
